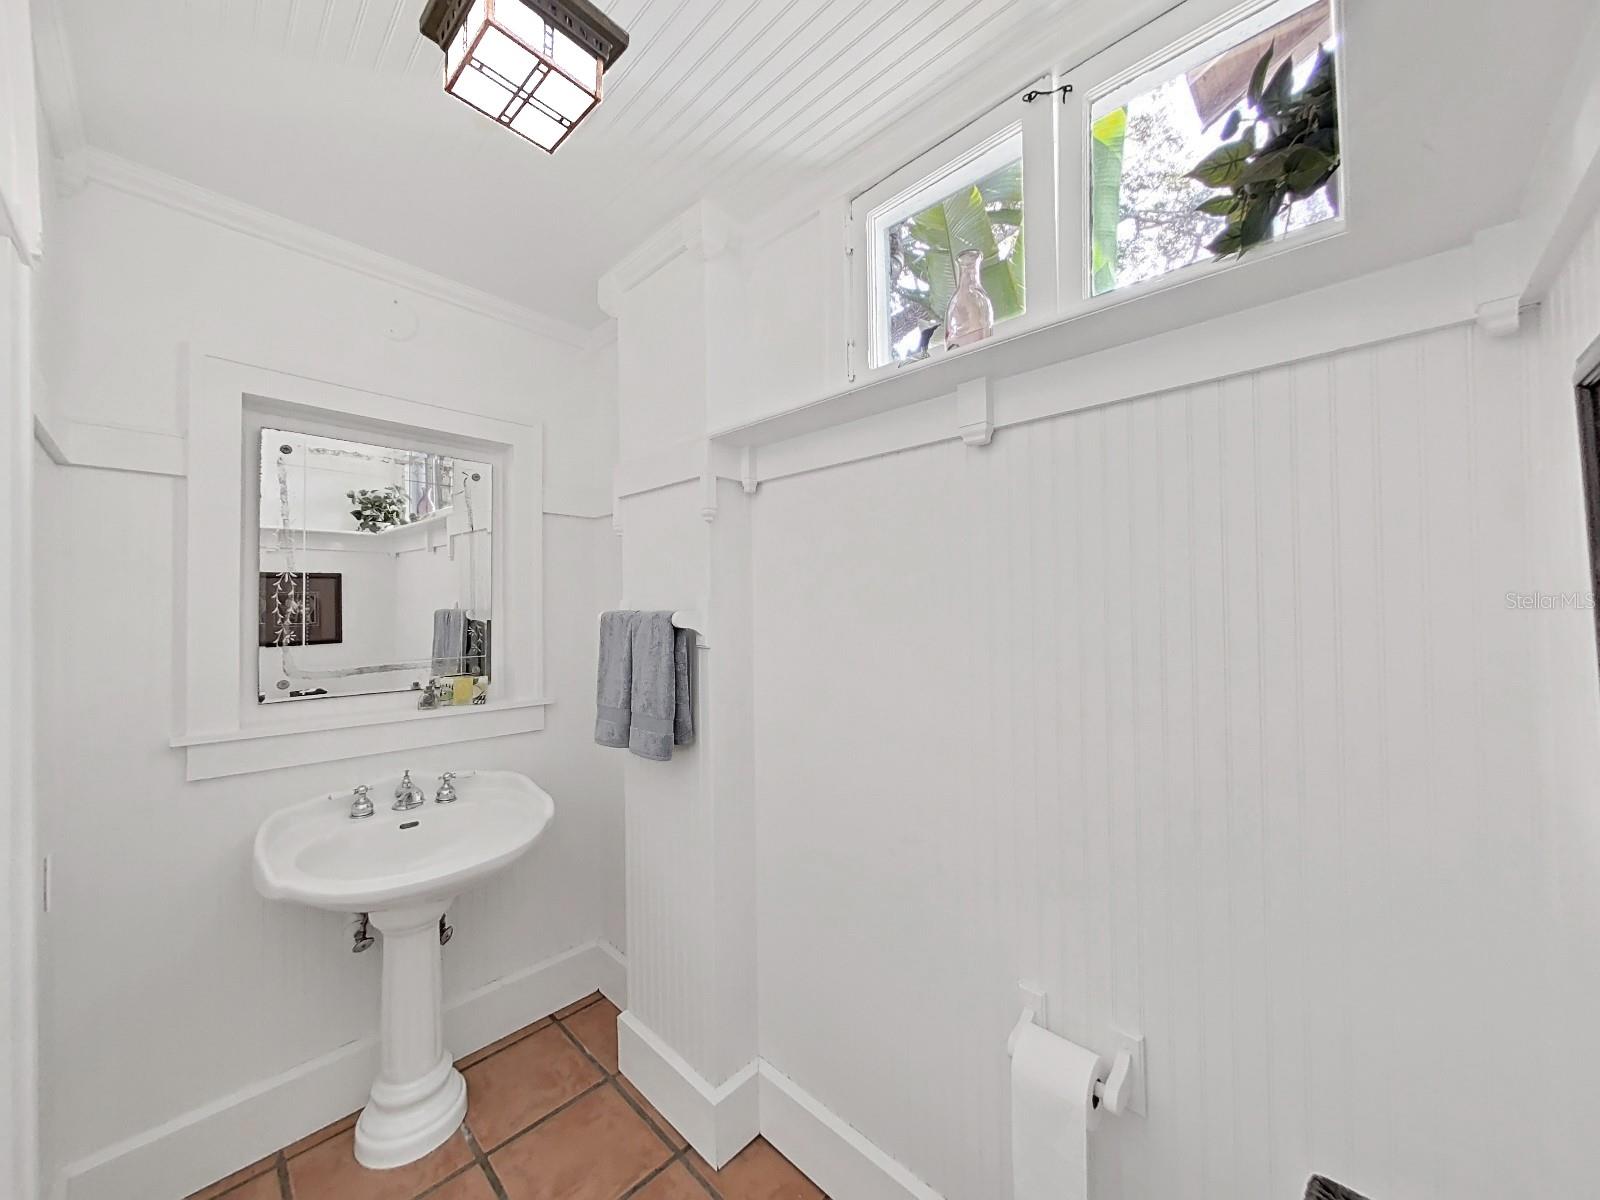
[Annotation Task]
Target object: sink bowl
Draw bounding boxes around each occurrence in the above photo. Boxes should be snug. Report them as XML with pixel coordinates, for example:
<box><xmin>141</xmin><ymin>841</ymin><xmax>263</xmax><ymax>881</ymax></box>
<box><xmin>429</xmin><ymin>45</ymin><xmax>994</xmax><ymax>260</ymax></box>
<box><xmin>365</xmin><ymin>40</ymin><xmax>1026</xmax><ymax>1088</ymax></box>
<box><xmin>253</xmin><ymin>769</ymin><xmax>553</xmax><ymax>1171</ymax></box>
<box><xmin>254</xmin><ymin>769</ymin><xmax>553</xmax><ymax>912</ymax></box>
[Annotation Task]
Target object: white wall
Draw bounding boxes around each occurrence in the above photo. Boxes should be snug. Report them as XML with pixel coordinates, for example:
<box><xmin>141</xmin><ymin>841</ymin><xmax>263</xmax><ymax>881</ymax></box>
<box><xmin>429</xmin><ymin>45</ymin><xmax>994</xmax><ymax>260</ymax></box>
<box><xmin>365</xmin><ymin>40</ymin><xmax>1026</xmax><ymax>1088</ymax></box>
<box><xmin>2</xmin><ymin>231</ymin><xmax>40</xmax><ymax>1200</ymax></box>
<box><xmin>32</xmin><ymin>182</ymin><xmax>624</xmax><ymax>1193</ymax></box>
<box><xmin>2</xmin><ymin>0</ymin><xmax>43</xmax><ymax>1191</ymax></box>
<box><xmin>747</xmin><ymin>237</ymin><xmax>1600</xmax><ymax>1200</ymax></box>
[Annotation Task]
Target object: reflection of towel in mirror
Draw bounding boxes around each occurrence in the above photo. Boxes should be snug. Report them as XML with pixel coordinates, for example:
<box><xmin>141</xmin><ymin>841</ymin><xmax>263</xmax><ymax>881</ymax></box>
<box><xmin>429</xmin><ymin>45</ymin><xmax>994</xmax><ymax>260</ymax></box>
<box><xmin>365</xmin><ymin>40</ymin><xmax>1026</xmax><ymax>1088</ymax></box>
<box><xmin>432</xmin><ymin>608</ymin><xmax>466</xmax><ymax>676</ymax></box>
<box><xmin>628</xmin><ymin>612</ymin><xmax>694</xmax><ymax>761</ymax></box>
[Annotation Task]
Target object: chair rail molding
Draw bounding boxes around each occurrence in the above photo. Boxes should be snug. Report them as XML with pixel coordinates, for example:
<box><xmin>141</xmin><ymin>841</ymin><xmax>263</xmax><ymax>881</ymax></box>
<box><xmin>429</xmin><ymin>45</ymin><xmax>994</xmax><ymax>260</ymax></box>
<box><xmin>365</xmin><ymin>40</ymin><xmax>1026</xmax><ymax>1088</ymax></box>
<box><xmin>613</xmin><ymin>435</ymin><xmax>747</xmax><ymax>521</ymax></box>
<box><xmin>33</xmin><ymin>410</ymin><xmax>186</xmax><ymax>476</ymax></box>
<box><xmin>177</xmin><ymin>349</ymin><xmax>548</xmax><ymax>778</ymax></box>
<box><xmin>702</xmin><ymin>242</ymin><xmax>1492</xmax><ymax>493</ymax></box>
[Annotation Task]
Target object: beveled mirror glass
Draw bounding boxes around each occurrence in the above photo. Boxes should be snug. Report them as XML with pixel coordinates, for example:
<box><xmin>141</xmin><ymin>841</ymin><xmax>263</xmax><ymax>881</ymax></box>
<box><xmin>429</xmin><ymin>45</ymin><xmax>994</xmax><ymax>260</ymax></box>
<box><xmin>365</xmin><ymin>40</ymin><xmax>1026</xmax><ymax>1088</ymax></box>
<box><xmin>257</xmin><ymin>427</ymin><xmax>494</xmax><ymax>704</ymax></box>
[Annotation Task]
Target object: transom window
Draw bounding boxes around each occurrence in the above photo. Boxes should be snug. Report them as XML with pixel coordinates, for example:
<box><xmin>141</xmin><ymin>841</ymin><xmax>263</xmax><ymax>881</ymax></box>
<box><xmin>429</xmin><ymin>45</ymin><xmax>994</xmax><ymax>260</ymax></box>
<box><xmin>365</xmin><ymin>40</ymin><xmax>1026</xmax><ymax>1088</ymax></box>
<box><xmin>1089</xmin><ymin>0</ymin><xmax>1339</xmax><ymax>295</ymax></box>
<box><xmin>865</xmin><ymin>128</ymin><xmax>1025</xmax><ymax>368</ymax></box>
<box><xmin>844</xmin><ymin>0</ymin><xmax>1347</xmax><ymax>384</ymax></box>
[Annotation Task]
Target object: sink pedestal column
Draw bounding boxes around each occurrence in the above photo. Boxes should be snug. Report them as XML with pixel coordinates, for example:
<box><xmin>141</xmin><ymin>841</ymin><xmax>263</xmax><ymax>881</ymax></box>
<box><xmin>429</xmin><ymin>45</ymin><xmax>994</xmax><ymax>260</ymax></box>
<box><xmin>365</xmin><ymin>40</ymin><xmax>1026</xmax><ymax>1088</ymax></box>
<box><xmin>355</xmin><ymin>899</ymin><xmax>466</xmax><ymax>1169</ymax></box>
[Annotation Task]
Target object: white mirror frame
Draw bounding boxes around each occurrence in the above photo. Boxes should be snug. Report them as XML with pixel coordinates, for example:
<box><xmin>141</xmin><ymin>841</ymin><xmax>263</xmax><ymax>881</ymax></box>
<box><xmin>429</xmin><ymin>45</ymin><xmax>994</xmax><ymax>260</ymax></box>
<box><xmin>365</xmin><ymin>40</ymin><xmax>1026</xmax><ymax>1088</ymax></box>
<box><xmin>175</xmin><ymin>351</ymin><xmax>548</xmax><ymax>781</ymax></box>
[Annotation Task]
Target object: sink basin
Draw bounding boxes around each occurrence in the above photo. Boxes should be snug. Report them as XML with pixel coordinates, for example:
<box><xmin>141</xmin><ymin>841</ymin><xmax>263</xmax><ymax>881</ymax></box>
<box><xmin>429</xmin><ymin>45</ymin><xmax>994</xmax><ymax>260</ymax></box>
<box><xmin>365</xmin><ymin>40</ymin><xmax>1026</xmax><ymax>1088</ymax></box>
<box><xmin>254</xmin><ymin>769</ymin><xmax>553</xmax><ymax>912</ymax></box>
<box><xmin>253</xmin><ymin>769</ymin><xmax>553</xmax><ymax>1171</ymax></box>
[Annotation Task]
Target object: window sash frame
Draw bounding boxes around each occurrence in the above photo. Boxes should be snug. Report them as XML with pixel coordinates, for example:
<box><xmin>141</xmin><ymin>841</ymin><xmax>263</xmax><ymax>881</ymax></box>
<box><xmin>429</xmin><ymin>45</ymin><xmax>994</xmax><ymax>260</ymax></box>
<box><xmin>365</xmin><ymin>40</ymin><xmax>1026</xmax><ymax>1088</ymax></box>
<box><xmin>1063</xmin><ymin>0</ymin><xmax>1348</xmax><ymax>310</ymax></box>
<box><xmin>839</xmin><ymin>0</ymin><xmax>1349</xmax><ymax>388</ymax></box>
<box><xmin>847</xmin><ymin>82</ymin><xmax>1059</xmax><ymax>381</ymax></box>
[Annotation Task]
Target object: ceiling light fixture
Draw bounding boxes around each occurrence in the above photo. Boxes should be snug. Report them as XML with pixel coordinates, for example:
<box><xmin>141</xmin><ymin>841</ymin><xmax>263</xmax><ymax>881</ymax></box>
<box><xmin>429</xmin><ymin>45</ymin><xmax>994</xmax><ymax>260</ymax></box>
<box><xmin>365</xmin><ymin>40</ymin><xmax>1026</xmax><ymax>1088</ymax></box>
<box><xmin>419</xmin><ymin>0</ymin><xmax>629</xmax><ymax>153</ymax></box>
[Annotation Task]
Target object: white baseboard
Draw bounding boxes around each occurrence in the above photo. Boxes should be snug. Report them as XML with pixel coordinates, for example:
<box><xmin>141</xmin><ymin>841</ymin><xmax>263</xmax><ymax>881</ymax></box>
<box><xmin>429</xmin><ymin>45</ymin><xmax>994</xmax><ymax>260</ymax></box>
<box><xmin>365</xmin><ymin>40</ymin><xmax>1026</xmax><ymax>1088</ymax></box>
<box><xmin>55</xmin><ymin>940</ymin><xmax>622</xmax><ymax>1200</ymax></box>
<box><xmin>616</xmin><ymin>1010</ymin><xmax>759</xmax><ymax>1169</ymax></box>
<box><xmin>758</xmin><ymin>1062</ymin><xmax>944</xmax><ymax>1200</ymax></box>
<box><xmin>595</xmin><ymin>940</ymin><xmax>628</xmax><ymax>1011</ymax></box>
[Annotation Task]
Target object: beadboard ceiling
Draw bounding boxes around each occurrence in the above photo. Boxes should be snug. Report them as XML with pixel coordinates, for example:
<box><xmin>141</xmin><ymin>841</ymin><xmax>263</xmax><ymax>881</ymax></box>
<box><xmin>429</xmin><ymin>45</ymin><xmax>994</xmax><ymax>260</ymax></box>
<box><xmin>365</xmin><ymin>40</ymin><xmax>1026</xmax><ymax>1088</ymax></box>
<box><xmin>42</xmin><ymin>0</ymin><xmax>1600</xmax><ymax>331</ymax></box>
<box><xmin>47</xmin><ymin>0</ymin><xmax>1082</xmax><ymax>329</ymax></box>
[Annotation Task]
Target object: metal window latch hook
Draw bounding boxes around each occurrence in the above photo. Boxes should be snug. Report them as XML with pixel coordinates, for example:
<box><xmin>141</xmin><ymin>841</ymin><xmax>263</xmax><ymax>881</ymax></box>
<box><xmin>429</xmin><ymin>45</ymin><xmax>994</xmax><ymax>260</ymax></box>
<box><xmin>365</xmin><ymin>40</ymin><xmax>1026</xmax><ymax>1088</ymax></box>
<box><xmin>1022</xmin><ymin>83</ymin><xmax>1073</xmax><ymax>104</ymax></box>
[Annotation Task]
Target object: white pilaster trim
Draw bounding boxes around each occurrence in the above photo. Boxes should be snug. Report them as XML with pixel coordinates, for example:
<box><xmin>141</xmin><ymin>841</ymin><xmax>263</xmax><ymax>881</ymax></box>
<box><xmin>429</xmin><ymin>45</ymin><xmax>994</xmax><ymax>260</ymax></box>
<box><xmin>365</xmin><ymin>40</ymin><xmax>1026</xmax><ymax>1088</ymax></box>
<box><xmin>1519</xmin><ymin>5</ymin><xmax>1600</xmax><ymax>299</ymax></box>
<box><xmin>1472</xmin><ymin>221</ymin><xmax>1532</xmax><ymax>337</ymax></box>
<box><xmin>616</xmin><ymin>1011</ymin><xmax>760</xmax><ymax>1170</ymax></box>
<box><xmin>75</xmin><ymin>150</ymin><xmax>594</xmax><ymax>346</ymax></box>
<box><xmin>597</xmin><ymin>201</ymin><xmax>736</xmax><ymax>317</ymax></box>
<box><xmin>613</xmin><ymin>437</ymin><xmax>745</xmax><ymax>506</ymax></box>
<box><xmin>31</xmin><ymin>0</ymin><xmax>88</xmax><ymax>195</ymax></box>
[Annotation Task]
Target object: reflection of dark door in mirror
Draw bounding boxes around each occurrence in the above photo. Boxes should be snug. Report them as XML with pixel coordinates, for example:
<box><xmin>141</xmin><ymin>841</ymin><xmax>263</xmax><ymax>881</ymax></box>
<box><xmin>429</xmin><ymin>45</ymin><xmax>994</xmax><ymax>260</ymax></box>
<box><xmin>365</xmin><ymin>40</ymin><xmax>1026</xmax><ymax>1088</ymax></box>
<box><xmin>258</xmin><ymin>572</ymin><xmax>343</xmax><ymax>647</ymax></box>
<box><xmin>1576</xmin><ymin>374</ymin><xmax>1600</xmax><ymax>676</ymax></box>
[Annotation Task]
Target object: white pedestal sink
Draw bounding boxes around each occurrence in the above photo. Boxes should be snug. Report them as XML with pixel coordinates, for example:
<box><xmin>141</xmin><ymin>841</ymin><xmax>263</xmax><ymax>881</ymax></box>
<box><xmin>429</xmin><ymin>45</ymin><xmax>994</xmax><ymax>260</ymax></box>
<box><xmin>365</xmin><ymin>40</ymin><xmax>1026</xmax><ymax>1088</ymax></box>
<box><xmin>253</xmin><ymin>769</ymin><xmax>553</xmax><ymax>1169</ymax></box>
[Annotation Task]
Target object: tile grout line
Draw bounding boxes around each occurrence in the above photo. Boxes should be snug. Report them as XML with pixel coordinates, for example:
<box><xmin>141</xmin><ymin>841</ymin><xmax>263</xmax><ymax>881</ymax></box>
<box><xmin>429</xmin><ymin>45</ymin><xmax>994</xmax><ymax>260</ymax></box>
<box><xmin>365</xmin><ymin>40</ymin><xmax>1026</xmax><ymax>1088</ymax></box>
<box><xmin>461</xmin><ymin>1124</ymin><xmax>511</xmax><ymax>1200</ymax></box>
<box><xmin>674</xmin><ymin>1150</ymin><xmax>722</xmax><ymax>1200</ymax></box>
<box><xmin>479</xmin><ymin>1075</ymin><xmax>612</xmax><ymax>1155</ymax></box>
<box><xmin>202</xmin><ymin>996</ymin><xmax>730</xmax><ymax>1200</ymax></box>
<box><xmin>552</xmin><ymin>1004</ymin><xmax>723</xmax><ymax>1199</ymax></box>
<box><xmin>616</xmin><ymin>1154</ymin><xmax>683</xmax><ymax>1200</ymax></box>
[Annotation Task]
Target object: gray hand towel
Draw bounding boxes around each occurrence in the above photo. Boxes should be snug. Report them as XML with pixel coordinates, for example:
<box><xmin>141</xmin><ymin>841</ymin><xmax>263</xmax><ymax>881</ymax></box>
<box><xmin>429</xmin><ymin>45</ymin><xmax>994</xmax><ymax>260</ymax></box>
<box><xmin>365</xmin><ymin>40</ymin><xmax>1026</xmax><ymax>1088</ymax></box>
<box><xmin>628</xmin><ymin>611</ymin><xmax>694</xmax><ymax>761</ymax></box>
<box><xmin>673</xmin><ymin>627</ymin><xmax>694</xmax><ymax>748</ymax></box>
<box><xmin>594</xmin><ymin>610</ymin><xmax>639</xmax><ymax>747</ymax></box>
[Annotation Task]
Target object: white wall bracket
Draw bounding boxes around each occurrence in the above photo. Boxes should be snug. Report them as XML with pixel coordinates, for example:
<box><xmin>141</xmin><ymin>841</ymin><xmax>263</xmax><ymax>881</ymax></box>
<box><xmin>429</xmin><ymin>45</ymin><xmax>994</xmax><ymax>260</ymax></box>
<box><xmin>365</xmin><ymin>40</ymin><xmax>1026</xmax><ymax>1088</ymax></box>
<box><xmin>956</xmin><ymin>375</ymin><xmax>994</xmax><ymax>447</ymax></box>
<box><xmin>1475</xmin><ymin>296</ymin><xmax>1526</xmax><ymax>337</ymax></box>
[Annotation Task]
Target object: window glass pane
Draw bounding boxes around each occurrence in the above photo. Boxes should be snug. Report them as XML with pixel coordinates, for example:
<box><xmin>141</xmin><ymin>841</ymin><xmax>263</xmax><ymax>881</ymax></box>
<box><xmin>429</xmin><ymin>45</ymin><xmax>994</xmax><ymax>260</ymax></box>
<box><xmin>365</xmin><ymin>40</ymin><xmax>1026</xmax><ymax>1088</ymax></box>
<box><xmin>880</xmin><ymin>156</ymin><xmax>1024</xmax><ymax>365</ymax></box>
<box><xmin>1089</xmin><ymin>0</ymin><xmax>1338</xmax><ymax>297</ymax></box>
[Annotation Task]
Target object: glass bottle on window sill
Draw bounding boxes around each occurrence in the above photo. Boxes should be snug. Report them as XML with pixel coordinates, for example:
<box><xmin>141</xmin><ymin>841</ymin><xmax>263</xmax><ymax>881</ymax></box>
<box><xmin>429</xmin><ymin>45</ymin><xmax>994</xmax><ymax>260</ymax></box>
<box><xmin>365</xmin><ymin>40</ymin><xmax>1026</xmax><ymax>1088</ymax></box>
<box><xmin>945</xmin><ymin>249</ymin><xmax>995</xmax><ymax>351</ymax></box>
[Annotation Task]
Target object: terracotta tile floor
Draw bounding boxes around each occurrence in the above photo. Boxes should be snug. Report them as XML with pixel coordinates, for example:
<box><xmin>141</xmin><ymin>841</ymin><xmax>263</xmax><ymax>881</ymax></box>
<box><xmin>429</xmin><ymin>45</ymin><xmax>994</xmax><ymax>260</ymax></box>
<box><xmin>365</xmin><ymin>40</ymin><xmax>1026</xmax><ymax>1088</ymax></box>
<box><xmin>187</xmin><ymin>994</ymin><xmax>827</xmax><ymax>1200</ymax></box>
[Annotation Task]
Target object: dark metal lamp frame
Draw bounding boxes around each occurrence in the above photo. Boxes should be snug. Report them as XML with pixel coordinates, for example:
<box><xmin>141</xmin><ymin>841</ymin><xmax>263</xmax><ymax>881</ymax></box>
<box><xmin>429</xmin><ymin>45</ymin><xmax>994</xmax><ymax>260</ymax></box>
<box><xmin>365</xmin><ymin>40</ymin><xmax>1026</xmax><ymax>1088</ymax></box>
<box><xmin>420</xmin><ymin>0</ymin><xmax>629</xmax><ymax>69</ymax></box>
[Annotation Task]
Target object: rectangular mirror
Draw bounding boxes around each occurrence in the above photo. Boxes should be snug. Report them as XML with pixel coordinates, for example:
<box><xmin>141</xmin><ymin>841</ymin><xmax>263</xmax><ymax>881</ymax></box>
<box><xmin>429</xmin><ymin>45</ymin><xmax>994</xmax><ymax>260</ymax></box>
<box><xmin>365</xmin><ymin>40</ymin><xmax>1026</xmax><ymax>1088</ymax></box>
<box><xmin>257</xmin><ymin>427</ymin><xmax>493</xmax><ymax>705</ymax></box>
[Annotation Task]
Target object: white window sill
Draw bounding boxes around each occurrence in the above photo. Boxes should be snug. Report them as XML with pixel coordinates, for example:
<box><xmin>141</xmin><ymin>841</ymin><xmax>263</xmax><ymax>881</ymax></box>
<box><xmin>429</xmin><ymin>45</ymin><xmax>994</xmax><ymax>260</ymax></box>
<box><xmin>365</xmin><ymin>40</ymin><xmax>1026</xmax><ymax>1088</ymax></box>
<box><xmin>172</xmin><ymin>697</ymin><xmax>552</xmax><ymax>781</ymax></box>
<box><xmin>718</xmin><ymin>220</ymin><xmax>1351</xmax><ymax>448</ymax></box>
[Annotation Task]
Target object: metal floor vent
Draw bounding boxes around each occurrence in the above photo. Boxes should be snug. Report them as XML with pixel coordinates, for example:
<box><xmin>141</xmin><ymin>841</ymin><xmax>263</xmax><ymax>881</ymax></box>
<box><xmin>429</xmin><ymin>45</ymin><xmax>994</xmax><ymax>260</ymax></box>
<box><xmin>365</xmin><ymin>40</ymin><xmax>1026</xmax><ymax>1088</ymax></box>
<box><xmin>1305</xmin><ymin>1176</ymin><xmax>1371</xmax><ymax>1200</ymax></box>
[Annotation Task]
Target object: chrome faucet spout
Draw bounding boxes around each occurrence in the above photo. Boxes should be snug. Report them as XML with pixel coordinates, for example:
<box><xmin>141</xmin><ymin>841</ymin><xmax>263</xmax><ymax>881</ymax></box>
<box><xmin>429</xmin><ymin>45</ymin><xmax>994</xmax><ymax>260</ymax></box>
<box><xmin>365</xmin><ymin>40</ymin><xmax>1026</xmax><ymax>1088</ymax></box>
<box><xmin>393</xmin><ymin>770</ymin><xmax>425</xmax><ymax>811</ymax></box>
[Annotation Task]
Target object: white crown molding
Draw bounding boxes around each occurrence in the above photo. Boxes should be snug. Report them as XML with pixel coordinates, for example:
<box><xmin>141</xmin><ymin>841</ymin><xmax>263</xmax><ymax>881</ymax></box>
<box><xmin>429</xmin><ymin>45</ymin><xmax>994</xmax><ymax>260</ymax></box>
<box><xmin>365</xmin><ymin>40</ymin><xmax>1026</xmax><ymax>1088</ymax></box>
<box><xmin>597</xmin><ymin>201</ymin><xmax>735</xmax><ymax>317</ymax></box>
<box><xmin>584</xmin><ymin>317</ymin><xmax>618</xmax><ymax>353</ymax></box>
<box><xmin>77</xmin><ymin>149</ymin><xmax>597</xmax><ymax>347</ymax></box>
<box><xmin>30</xmin><ymin>0</ymin><xmax>88</xmax><ymax>195</ymax></box>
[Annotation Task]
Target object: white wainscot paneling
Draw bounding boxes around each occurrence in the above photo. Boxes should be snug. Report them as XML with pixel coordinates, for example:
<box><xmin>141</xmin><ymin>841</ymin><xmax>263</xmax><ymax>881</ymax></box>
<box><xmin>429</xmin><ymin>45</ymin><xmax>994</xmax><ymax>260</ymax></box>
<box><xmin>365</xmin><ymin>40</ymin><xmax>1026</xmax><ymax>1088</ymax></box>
<box><xmin>752</xmin><ymin>319</ymin><xmax>1577</xmax><ymax>1200</ymax></box>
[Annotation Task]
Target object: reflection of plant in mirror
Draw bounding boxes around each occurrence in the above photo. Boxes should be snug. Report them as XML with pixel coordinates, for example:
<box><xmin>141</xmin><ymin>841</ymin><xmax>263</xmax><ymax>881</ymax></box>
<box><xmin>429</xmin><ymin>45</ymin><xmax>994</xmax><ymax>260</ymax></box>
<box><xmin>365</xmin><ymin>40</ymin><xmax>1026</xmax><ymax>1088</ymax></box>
<box><xmin>347</xmin><ymin>485</ymin><xmax>409</xmax><ymax>533</ymax></box>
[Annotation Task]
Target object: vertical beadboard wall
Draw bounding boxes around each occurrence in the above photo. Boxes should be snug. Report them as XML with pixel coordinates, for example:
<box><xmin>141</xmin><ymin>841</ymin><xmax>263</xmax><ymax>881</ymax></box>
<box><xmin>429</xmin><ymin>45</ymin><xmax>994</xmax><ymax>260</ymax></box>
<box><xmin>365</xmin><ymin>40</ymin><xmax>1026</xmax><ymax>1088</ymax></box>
<box><xmin>753</xmin><ymin>231</ymin><xmax>1600</xmax><ymax>1197</ymax></box>
<box><xmin>1522</xmin><ymin>209</ymin><xmax>1600</xmax><ymax>1193</ymax></box>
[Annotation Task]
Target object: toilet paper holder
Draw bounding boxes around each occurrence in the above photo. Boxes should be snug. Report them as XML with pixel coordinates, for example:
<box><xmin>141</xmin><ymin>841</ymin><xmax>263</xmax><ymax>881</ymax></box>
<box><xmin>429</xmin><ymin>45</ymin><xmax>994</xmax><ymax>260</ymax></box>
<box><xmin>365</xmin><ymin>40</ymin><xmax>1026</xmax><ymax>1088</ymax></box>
<box><xmin>1006</xmin><ymin>988</ymin><xmax>1145</xmax><ymax>1118</ymax></box>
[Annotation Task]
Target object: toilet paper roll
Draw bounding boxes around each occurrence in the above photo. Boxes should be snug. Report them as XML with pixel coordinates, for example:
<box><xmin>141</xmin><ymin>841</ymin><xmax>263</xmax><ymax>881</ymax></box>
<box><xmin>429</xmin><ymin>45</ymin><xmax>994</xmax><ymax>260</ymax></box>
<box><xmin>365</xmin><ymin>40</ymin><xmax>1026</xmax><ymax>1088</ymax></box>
<box><xmin>1010</xmin><ymin>1021</ymin><xmax>1103</xmax><ymax>1200</ymax></box>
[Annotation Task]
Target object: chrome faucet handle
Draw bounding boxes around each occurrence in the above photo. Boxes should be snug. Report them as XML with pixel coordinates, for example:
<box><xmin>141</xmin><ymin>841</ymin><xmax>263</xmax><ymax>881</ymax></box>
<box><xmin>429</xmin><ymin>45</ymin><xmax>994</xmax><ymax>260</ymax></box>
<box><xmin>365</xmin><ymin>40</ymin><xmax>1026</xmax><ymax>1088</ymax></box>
<box><xmin>393</xmin><ymin>770</ymin><xmax>424</xmax><ymax>811</ymax></box>
<box><xmin>435</xmin><ymin>772</ymin><xmax>458</xmax><ymax>804</ymax></box>
<box><xmin>349</xmin><ymin>785</ymin><xmax>374</xmax><ymax>820</ymax></box>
